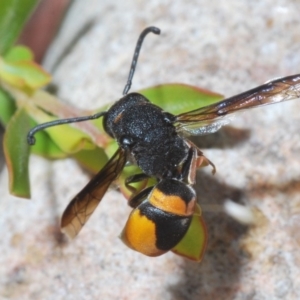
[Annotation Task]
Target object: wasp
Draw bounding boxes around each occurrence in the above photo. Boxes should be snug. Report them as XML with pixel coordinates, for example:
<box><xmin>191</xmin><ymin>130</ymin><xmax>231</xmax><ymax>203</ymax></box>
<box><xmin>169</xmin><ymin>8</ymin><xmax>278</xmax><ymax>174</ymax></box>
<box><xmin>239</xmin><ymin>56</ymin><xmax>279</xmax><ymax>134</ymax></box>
<box><xmin>28</xmin><ymin>26</ymin><xmax>300</xmax><ymax>258</ymax></box>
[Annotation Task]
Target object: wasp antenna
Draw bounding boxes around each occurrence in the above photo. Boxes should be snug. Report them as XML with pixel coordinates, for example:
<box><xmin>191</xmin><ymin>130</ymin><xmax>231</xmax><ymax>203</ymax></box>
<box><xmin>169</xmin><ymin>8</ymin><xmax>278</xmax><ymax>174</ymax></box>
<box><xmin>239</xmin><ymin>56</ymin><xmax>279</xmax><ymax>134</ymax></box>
<box><xmin>123</xmin><ymin>26</ymin><xmax>161</xmax><ymax>95</ymax></box>
<box><xmin>27</xmin><ymin>111</ymin><xmax>106</xmax><ymax>145</ymax></box>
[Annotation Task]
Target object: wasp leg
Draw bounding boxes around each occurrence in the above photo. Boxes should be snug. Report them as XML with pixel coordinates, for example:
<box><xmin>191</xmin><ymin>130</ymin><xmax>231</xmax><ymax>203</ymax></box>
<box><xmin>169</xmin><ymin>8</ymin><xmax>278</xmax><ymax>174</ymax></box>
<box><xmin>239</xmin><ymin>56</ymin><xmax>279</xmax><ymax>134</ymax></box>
<box><xmin>180</xmin><ymin>147</ymin><xmax>195</xmax><ymax>182</ymax></box>
<box><xmin>125</xmin><ymin>173</ymin><xmax>150</xmax><ymax>194</ymax></box>
<box><xmin>182</xmin><ymin>141</ymin><xmax>216</xmax><ymax>185</ymax></box>
<box><xmin>128</xmin><ymin>186</ymin><xmax>153</xmax><ymax>208</ymax></box>
<box><xmin>195</xmin><ymin>147</ymin><xmax>216</xmax><ymax>175</ymax></box>
<box><xmin>125</xmin><ymin>173</ymin><xmax>155</xmax><ymax>208</ymax></box>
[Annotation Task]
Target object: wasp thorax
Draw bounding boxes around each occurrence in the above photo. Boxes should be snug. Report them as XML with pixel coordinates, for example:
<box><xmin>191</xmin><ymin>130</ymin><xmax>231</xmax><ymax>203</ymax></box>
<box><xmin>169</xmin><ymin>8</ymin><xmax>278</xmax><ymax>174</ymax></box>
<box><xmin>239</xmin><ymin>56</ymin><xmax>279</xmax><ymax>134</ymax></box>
<box><xmin>103</xmin><ymin>92</ymin><xmax>189</xmax><ymax>178</ymax></box>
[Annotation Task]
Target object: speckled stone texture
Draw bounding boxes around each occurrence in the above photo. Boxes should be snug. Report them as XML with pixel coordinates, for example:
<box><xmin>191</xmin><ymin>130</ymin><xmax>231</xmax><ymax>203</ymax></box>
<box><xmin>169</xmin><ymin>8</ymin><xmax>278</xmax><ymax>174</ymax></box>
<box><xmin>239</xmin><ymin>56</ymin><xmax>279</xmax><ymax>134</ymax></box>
<box><xmin>1</xmin><ymin>1</ymin><xmax>300</xmax><ymax>299</ymax></box>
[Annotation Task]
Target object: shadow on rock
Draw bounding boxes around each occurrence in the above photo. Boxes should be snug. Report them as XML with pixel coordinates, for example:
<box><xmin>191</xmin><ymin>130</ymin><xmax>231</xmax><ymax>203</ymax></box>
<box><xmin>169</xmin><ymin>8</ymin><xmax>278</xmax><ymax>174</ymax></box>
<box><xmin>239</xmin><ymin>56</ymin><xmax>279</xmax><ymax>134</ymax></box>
<box><xmin>168</xmin><ymin>171</ymin><xmax>249</xmax><ymax>300</ymax></box>
<box><xmin>168</xmin><ymin>125</ymin><xmax>252</xmax><ymax>299</ymax></box>
<box><xmin>191</xmin><ymin>125</ymin><xmax>251</xmax><ymax>150</ymax></box>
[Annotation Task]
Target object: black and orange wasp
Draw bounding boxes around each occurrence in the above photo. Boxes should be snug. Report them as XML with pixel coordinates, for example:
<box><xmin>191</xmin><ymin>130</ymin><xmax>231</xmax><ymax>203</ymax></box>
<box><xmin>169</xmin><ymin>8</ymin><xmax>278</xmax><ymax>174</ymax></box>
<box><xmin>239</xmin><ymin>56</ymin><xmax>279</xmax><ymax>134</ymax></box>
<box><xmin>27</xmin><ymin>26</ymin><xmax>300</xmax><ymax>257</ymax></box>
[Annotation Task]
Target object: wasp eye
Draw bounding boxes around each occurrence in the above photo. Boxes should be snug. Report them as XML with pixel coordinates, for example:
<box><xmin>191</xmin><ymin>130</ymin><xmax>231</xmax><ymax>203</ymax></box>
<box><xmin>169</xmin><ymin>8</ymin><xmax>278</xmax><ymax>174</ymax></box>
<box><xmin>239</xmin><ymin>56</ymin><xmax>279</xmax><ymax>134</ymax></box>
<box><xmin>120</xmin><ymin>136</ymin><xmax>134</xmax><ymax>148</ymax></box>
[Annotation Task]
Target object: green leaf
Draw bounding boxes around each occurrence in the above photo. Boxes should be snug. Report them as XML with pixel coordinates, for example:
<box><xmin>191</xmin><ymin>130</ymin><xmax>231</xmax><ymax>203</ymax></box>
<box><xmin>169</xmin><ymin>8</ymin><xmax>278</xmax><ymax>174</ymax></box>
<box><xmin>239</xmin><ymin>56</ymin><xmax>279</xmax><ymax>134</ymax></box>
<box><xmin>44</xmin><ymin>122</ymin><xmax>97</xmax><ymax>153</ymax></box>
<box><xmin>72</xmin><ymin>147</ymin><xmax>109</xmax><ymax>174</ymax></box>
<box><xmin>93</xmin><ymin>84</ymin><xmax>223</xmax><ymax>121</ymax></box>
<box><xmin>0</xmin><ymin>57</ymin><xmax>51</xmax><ymax>92</ymax></box>
<box><xmin>3</xmin><ymin>108</ymin><xmax>31</xmax><ymax>198</ymax></box>
<box><xmin>0</xmin><ymin>0</ymin><xmax>39</xmax><ymax>55</ymax></box>
<box><xmin>4</xmin><ymin>45</ymin><xmax>33</xmax><ymax>62</ymax></box>
<box><xmin>29</xmin><ymin>119</ymin><xmax>67</xmax><ymax>159</ymax></box>
<box><xmin>25</xmin><ymin>104</ymin><xmax>96</xmax><ymax>154</ymax></box>
<box><xmin>140</xmin><ymin>83</ymin><xmax>224</xmax><ymax>115</ymax></box>
<box><xmin>172</xmin><ymin>204</ymin><xmax>207</xmax><ymax>262</ymax></box>
<box><xmin>0</xmin><ymin>88</ymin><xmax>17</xmax><ymax>126</ymax></box>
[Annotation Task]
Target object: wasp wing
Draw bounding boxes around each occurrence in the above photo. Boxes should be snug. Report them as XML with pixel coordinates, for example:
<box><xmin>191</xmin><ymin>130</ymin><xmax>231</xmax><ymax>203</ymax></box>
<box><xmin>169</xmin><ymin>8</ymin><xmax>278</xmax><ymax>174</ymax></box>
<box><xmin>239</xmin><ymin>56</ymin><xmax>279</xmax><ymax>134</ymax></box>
<box><xmin>61</xmin><ymin>147</ymin><xmax>127</xmax><ymax>239</ymax></box>
<box><xmin>175</xmin><ymin>74</ymin><xmax>300</xmax><ymax>135</ymax></box>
